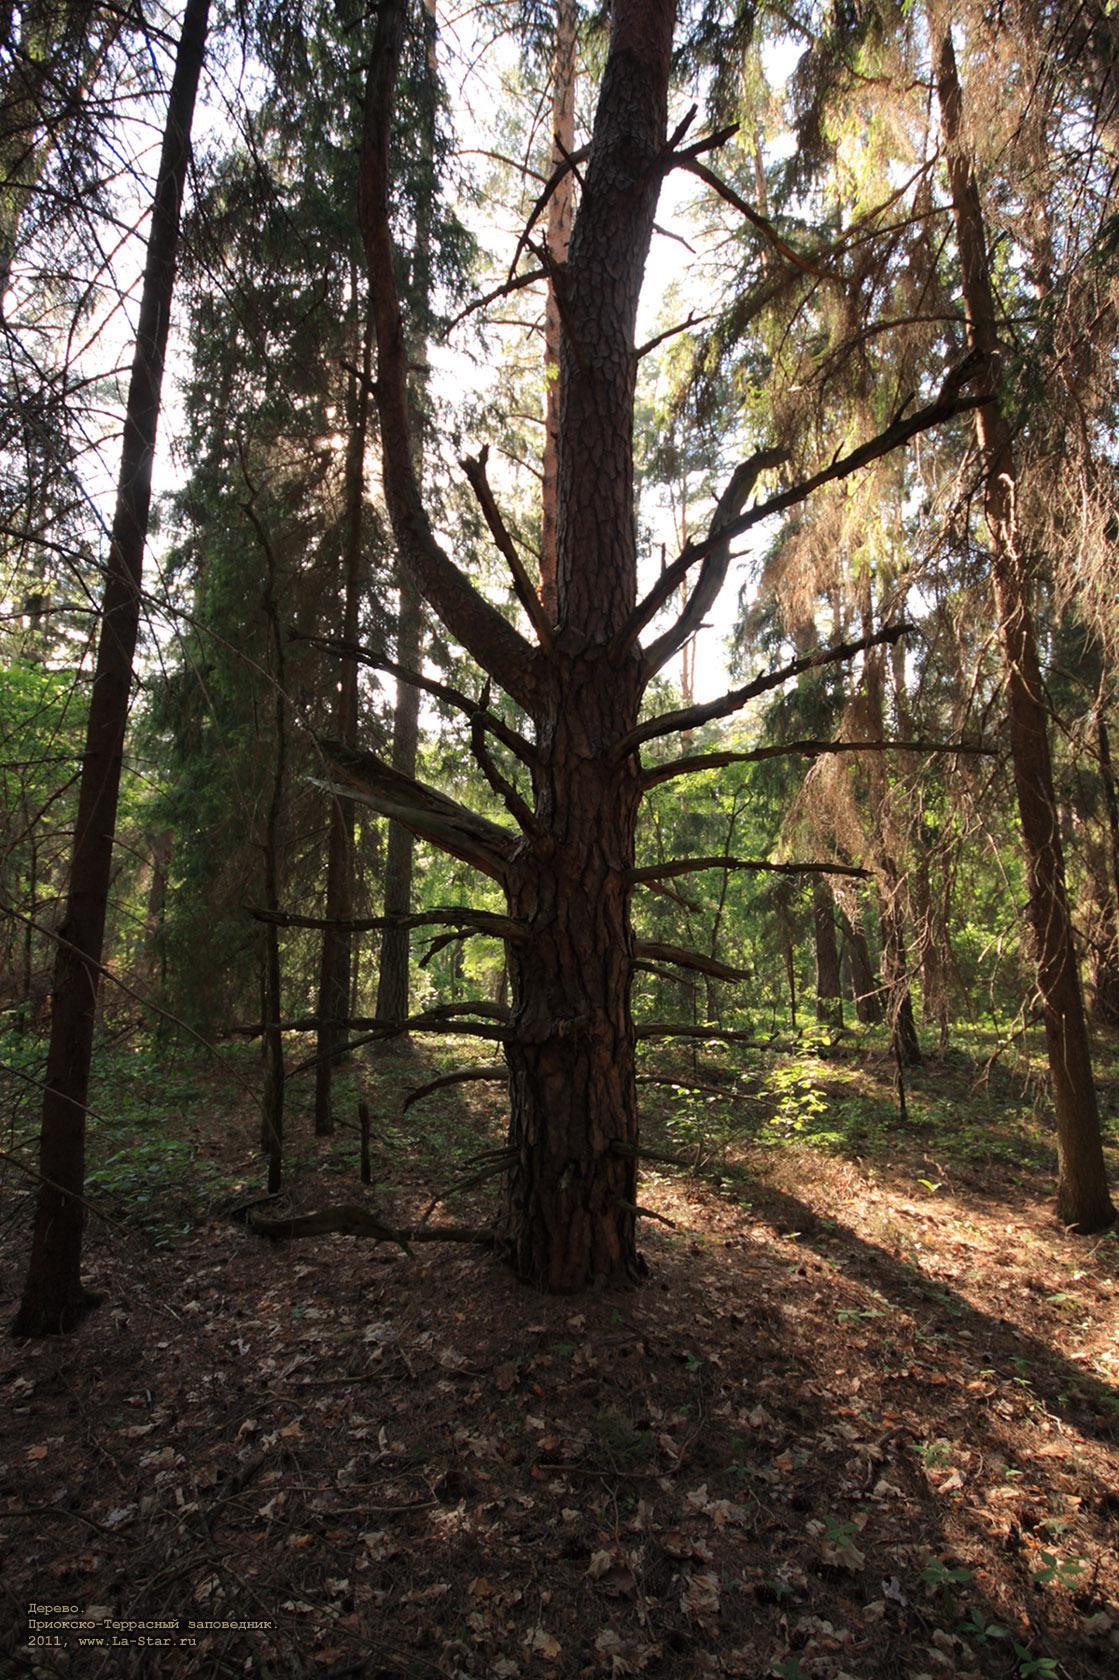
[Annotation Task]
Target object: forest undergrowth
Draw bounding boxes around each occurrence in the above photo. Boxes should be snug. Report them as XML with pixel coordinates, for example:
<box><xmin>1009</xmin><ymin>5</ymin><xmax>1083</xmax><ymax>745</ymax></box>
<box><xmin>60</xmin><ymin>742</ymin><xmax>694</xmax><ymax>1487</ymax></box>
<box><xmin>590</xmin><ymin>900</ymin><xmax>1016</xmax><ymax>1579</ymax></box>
<box><xmin>2</xmin><ymin>1029</ymin><xmax>1118</xmax><ymax>1679</ymax></box>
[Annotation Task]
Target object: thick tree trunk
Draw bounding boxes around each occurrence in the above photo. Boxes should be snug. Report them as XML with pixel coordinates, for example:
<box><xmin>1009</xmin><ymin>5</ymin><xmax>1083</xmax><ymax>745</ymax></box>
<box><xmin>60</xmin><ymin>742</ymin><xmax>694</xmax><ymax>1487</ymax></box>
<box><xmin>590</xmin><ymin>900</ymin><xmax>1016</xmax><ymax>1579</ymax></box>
<box><xmin>315</xmin><ymin>299</ymin><xmax>371</xmax><ymax>1131</ymax></box>
<box><xmin>936</xmin><ymin>22</ymin><xmax>1113</xmax><ymax>1230</ymax></box>
<box><xmin>813</xmin><ymin>877</ymin><xmax>842</xmax><ymax>1029</ymax></box>
<box><xmin>540</xmin><ymin>0</ymin><xmax>577</xmax><ymax>620</ymax></box>
<box><xmin>12</xmin><ymin>0</ymin><xmax>211</xmax><ymax>1336</ymax></box>
<box><xmin>503</xmin><ymin>663</ymin><xmax>646</xmax><ymax>1288</ymax></box>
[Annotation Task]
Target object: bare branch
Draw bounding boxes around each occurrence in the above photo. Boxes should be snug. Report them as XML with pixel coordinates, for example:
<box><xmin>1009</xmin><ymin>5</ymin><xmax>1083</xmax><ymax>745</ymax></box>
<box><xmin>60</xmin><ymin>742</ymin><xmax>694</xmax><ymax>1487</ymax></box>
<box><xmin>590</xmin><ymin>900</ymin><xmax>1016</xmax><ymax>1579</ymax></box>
<box><xmin>295</xmin><ymin>632</ymin><xmax>536</xmax><ymax>764</ymax></box>
<box><xmin>317</xmin><ymin>739</ymin><xmax>517</xmax><ymax>879</ymax></box>
<box><xmin>359</xmin><ymin>0</ymin><xmax>539</xmax><ymax>707</ymax></box>
<box><xmin>249</xmin><ymin>905</ymin><xmax>526</xmax><ymax>942</ymax></box>
<box><xmin>462</xmin><ymin>447</ymin><xmax>555</xmax><ymax>650</ymax></box>
<box><xmin>678</xmin><ymin>156</ymin><xmax>835</xmax><ymax>278</ymax></box>
<box><xmin>616</xmin><ymin>624</ymin><xmax>912</xmax><ymax>757</ymax></box>
<box><xmin>631</xmin><ymin>857</ymin><xmax>872</xmax><ymax>884</ymax></box>
<box><xmin>248</xmin><ymin>1205</ymin><xmax>495</xmax><ymax>1249</ymax></box>
<box><xmin>641</xmin><ymin>736</ymin><xmax>998</xmax><ymax>791</ymax></box>
<box><xmin>504</xmin><ymin>142</ymin><xmax>591</xmax><ymax>281</ymax></box>
<box><xmin>642</xmin><ymin>446</ymin><xmax>785</xmax><ymax>674</ymax></box>
<box><xmin>402</xmin><ymin>1066</ymin><xmax>509</xmax><ymax>1111</ymax></box>
<box><xmin>635</xmin><ymin>310</ymin><xmax>711</xmax><ymax>360</ymax></box>
<box><xmin>635</xmin><ymin>940</ymin><xmax>751</xmax><ymax>982</ymax></box>
<box><xmin>447</xmin><ymin>264</ymin><xmax>548</xmax><ymax>331</ymax></box>
<box><xmin>625</xmin><ymin>379</ymin><xmax>987</xmax><ymax>652</ymax></box>
<box><xmin>469</xmin><ymin>712</ymin><xmax>546</xmax><ymax>840</ymax></box>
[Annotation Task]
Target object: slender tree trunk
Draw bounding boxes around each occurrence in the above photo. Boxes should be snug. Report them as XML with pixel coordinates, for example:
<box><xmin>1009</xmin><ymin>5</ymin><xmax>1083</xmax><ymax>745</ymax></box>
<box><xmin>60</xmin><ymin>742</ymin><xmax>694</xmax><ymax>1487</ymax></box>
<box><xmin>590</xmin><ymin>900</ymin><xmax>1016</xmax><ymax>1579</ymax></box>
<box><xmin>373</xmin><ymin>0</ymin><xmax>436</xmax><ymax>1032</ymax></box>
<box><xmin>1093</xmin><ymin>713</ymin><xmax>1119</xmax><ymax>1026</ymax></box>
<box><xmin>540</xmin><ymin>0</ymin><xmax>577</xmax><ymax>621</ymax></box>
<box><xmin>813</xmin><ymin>876</ymin><xmax>842</xmax><ymax>1028</ymax></box>
<box><xmin>12</xmin><ymin>0</ymin><xmax>211</xmax><ymax>1336</ymax></box>
<box><xmin>256</xmin><ymin>478</ymin><xmax>287</xmax><ymax>1194</ymax></box>
<box><xmin>936</xmin><ymin>21</ymin><xmax>1113</xmax><ymax>1230</ymax></box>
<box><xmin>839</xmin><ymin>900</ymin><xmax>883</xmax><ymax>1023</ymax></box>
<box><xmin>315</xmin><ymin>295</ymin><xmax>372</xmax><ymax>1131</ymax></box>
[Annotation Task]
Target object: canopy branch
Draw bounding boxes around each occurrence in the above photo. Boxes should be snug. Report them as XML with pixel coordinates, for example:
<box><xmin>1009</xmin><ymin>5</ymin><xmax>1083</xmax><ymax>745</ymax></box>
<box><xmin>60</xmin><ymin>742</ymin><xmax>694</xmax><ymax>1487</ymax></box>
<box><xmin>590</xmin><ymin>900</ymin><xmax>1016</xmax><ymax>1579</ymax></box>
<box><xmin>641</xmin><ymin>736</ymin><xmax>998</xmax><ymax>791</ymax></box>
<box><xmin>250</xmin><ymin>905</ymin><xmax>526</xmax><ymax>941</ymax></box>
<box><xmin>615</xmin><ymin>625</ymin><xmax>911</xmax><ymax>758</ymax></box>
<box><xmin>402</xmin><ymin>1066</ymin><xmax>509</xmax><ymax>1112</ymax></box>
<box><xmin>625</xmin><ymin>381</ymin><xmax>987</xmax><ymax>651</ymax></box>
<box><xmin>635</xmin><ymin>940</ymin><xmax>751</xmax><ymax>982</ymax></box>
<box><xmin>504</xmin><ymin>142</ymin><xmax>591</xmax><ymax>281</ymax></box>
<box><xmin>631</xmin><ymin>857</ymin><xmax>872</xmax><ymax>883</ymax></box>
<box><xmin>318</xmin><ymin>738</ymin><xmax>516</xmax><ymax>880</ymax></box>
<box><xmin>462</xmin><ymin>447</ymin><xmax>555</xmax><ymax>651</ymax></box>
<box><xmin>359</xmin><ymin>0</ymin><xmax>539</xmax><ymax>708</ymax></box>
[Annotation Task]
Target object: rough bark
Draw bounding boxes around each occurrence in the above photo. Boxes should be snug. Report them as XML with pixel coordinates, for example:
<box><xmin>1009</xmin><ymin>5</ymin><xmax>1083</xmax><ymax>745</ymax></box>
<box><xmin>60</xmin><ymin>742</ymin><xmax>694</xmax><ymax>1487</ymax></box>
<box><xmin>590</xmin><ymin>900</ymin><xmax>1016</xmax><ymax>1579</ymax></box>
<box><xmin>12</xmin><ymin>0</ymin><xmax>211</xmax><ymax>1337</ymax></box>
<box><xmin>936</xmin><ymin>21</ymin><xmax>1113</xmax><ymax>1230</ymax></box>
<box><xmin>839</xmin><ymin>901</ymin><xmax>883</xmax><ymax>1024</ymax></box>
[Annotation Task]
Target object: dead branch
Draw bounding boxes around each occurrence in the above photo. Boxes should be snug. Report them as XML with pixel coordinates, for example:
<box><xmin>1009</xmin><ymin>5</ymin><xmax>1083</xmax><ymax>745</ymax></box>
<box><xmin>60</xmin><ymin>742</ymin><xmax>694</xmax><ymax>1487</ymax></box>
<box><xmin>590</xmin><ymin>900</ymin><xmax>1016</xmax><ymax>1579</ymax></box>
<box><xmin>419</xmin><ymin>1158</ymin><xmax>512</xmax><ymax>1224</ymax></box>
<box><xmin>635</xmin><ymin>310</ymin><xmax>709</xmax><ymax>360</ymax></box>
<box><xmin>635</xmin><ymin>939</ymin><xmax>751</xmax><ymax>982</ymax></box>
<box><xmin>679</xmin><ymin>156</ymin><xmax>836</xmax><ymax>278</ymax></box>
<box><xmin>641</xmin><ymin>737</ymin><xmax>998</xmax><ymax>790</ymax></box>
<box><xmin>318</xmin><ymin>739</ymin><xmax>517</xmax><ymax>879</ymax></box>
<box><xmin>641</xmin><ymin>445</ymin><xmax>786</xmax><ymax>672</ymax></box>
<box><xmin>296</xmin><ymin>632</ymin><xmax>536</xmax><ymax>764</ymax></box>
<box><xmin>616</xmin><ymin>625</ymin><xmax>912</xmax><ymax>757</ymax></box>
<box><xmin>631</xmin><ymin>857</ymin><xmax>871</xmax><ymax>883</ymax></box>
<box><xmin>469</xmin><ymin>711</ymin><xmax>546</xmax><ymax>840</ymax></box>
<box><xmin>634</xmin><ymin>876</ymin><xmax>703</xmax><ymax>912</ymax></box>
<box><xmin>250</xmin><ymin>905</ymin><xmax>527</xmax><ymax>942</ymax></box>
<box><xmin>247</xmin><ymin>1204</ymin><xmax>496</xmax><ymax>1250</ymax></box>
<box><xmin>462</xmin><ymin>446</ymin><xmax>555</xmax><ymax>650</ymax></box>
<box><xmin>503</xmin><ymin>142</ymin><xmax>591</xmax><ymax>281</ymax></box>
<box><xmin>402</xmin><ymin>1065</ymin><xmax>509</xmax><ymax>1111</ymax></box>
<box><xmin>615</xmin><ymin>1198</ymin><xmax>678</xmax><ymax>1229</ymax></box>
<box><xmin>626</xmin><ymin>380</ymin><xmax>987</xmax><ymax>652</ymax></box>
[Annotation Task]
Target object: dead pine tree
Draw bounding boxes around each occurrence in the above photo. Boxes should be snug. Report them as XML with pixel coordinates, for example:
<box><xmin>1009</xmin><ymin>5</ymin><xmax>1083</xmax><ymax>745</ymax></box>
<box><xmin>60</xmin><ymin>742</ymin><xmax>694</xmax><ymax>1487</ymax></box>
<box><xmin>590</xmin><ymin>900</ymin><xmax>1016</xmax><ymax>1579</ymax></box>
<box><xmin>12</xmin><ymin>0</ymin><xmax>212</xmax><ymax>1337</ymax></box>
<box><xmin>325</xmin><ymin>0</ymin><xmax>988</xmax><ymax>1291</ymax></box>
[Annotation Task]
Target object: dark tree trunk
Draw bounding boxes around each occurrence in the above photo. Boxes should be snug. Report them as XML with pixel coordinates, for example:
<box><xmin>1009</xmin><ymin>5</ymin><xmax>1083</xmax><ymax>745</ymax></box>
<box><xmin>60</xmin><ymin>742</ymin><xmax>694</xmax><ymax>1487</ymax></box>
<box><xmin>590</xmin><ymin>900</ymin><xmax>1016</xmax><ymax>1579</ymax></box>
<box><xmin>12</xmin><ymin>0</ymin><xmax>211</xmax><ymax>1337</ymax></box>
<box><xmin>813</xmin><ymin>877</ymin><xmax>843</xmax><ymax>1029</ymax></box>
<box><xmin>1093</xmin><ymin>715</ymin><xmax>1119</xmax><ymax>1027</ymax></box>
<box><xmin>315</xmin><ymin>296</ymin><xmax>371</xmax><ymax>1131</ymax></box>
<box><xmin>937</xmin><ymin>22</ymin><xmax>1113</xmax><ymax>1230</ymax></box>
<box><xmin>840</xmin><ymin>901</ymin><xmax>883</xmax><ymax>1023</ymax></box>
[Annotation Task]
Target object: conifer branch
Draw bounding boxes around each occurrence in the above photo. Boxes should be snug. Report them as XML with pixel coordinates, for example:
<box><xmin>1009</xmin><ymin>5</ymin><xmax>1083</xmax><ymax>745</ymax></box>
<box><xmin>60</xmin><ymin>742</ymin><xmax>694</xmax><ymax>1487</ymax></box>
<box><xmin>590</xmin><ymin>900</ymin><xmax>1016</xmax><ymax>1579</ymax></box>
<box><xmin>402</xmin><ymin>1066</ymin><xmax>509</xmax><ymax>1111</ymax></box>
<box><xmin>249</xmin><ymin>906</ymin><xmax>526</xmax><ymax>941</ymax></box>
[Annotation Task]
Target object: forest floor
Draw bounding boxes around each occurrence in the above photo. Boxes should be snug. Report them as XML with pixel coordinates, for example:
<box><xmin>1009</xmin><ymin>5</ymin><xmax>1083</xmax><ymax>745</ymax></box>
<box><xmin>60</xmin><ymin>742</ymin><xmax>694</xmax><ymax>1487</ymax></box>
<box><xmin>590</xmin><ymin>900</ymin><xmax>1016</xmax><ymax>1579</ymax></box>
<box><xmin>1</xmin><ymin>1026</ymin><xmax>1118</xmax><ymax>1680</ymax></box>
